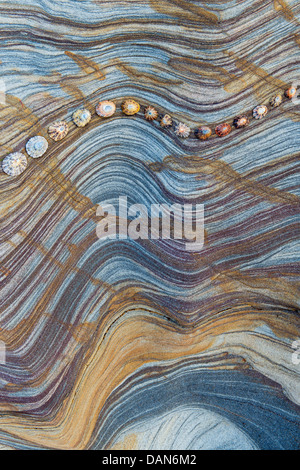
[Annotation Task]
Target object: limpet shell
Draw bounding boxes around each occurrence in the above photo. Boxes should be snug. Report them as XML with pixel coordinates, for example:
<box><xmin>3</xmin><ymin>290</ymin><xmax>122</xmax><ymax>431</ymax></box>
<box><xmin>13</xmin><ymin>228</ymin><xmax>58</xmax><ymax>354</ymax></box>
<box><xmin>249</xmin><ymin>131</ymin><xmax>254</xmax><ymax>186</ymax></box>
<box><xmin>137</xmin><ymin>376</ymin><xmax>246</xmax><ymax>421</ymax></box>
<box><xmin>196</xmin><ymin>126</ymin><xmax>212</xmax><ymax>140</ymax></box>
<box><xmin>285</xmin><ymin>87</ymin><xmax>297</xmax><ymax>99</ymax></box>
<box><xmin>26</xmin><ymin>136</ymin><xmax>48</xmax><ymax>158</ymax></box>
<box><xmin>175</xmin><ymin>122</ymin><xmax>190</xmax><ymax>138</ymax></box>
<box><xmin>233</xmin><ymin>116</ymin><xmax>249</xmax><ymax>129</ymax></box>
<box><xmin>253</xmin><ymin>105</ymin><xmax>268</xmax><ymax>119</ymax></box>
<box><xmin>2</xmin><ymin>152</ymin><xmax>27</xmax><ymax>176</ymax></box>
<box><xmin>96</xmin><ymin>101</ymin><xmax>116</xmax><ymax>118</ymax></box>
<box><xmin>269</xmin><ymin>95</ymin><xmax>282</xmax><ymax>107</ymax></box>
<box><xmin>144</xmin><ymin>106</ymin><xmax>158</xmax><ymax>121</ymax></box>
<box><xmin>73</xmin><ymin>108</ymin><xmax>91</xmax><ymax>127</ymax></box>
<box><xmin>160</xmin><ymin>114</ymin><xmax>173</xmax><ymax>128</ymax></box>
<box><xmin>215</xmin><ymin>123</ymin><xmax>231</xmax><ymax>137</ymax></box>
<box><xmin>48</xmin><ymin>121</ymin><xmax>69</xmax><ymax>141</ymax></box>
<box><xmin>121</xmin><ymin>99</ymin><xmax>140</xmax><ymax>116</ymax></box>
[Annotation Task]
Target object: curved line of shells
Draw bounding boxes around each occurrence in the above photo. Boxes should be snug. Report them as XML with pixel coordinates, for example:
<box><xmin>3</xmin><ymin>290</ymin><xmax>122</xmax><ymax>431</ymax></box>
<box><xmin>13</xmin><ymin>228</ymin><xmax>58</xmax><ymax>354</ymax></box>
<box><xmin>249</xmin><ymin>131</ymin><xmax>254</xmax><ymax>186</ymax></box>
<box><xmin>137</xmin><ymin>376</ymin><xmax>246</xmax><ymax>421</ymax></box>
<box><xmin>1</xmin><ymin>86</ymin><xmax>297</xmax><ymax>177</ymax></box>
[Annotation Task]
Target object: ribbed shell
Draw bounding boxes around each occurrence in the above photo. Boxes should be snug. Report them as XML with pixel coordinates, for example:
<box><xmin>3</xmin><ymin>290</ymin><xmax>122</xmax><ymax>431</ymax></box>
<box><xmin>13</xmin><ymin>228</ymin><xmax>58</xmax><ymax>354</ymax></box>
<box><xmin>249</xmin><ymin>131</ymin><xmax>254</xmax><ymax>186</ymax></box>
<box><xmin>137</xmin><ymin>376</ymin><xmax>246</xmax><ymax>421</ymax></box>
<box><xmin>2</xmin><ymin>152</ymin><xmax>28</xmax><ymax>176</ymax></box>
<box><xmin>233</xmin><ymin>116</ymin><xmax>249</xmax><ymax>128</ymax></box>
<box><xmin>253</xmin><ymin>105</ymin><xmax>268</xmax><ymax>119</ymax></box>
<box><xmin>73</xmin><ymin>109</ymin><xmax>91</xmax><ymax>127</ymax></box>
<box><xmin>96</xmin><ymin>101</ymin><xmax>116</xmax><ymax>118</ymax></box>
<box><xmin>48</xmin><ymin>121</ymin><xmax>69</xmax><ymax>141</ymax></box>
<box><xmin>160</xmin><ymin>114</ymin><xmax>173</xmax><ymax>128</ymax></box>
<box><xmin>26</xmin><ymin>136</ymin><xmax>48</xmax><ymax>158</ymax></box>
<box><xmin>144</xmin><ymin>106</ymin><xmax>158</xmax><ymax>121</ymax></box>
<box><xmin>175</xmin><ymin>122</ymin><xmax>191</xmax><ymax>138</ymax></box>
<box><xmin>121</xmin><ymin>99</ymin><xmax>140</xmax><ymax>115</ymax></box>
<box><xmin>269</xmin><ymin>95</ymin><xmax>282</xmax><ymax>107</ymax></box>
<box><xmin>215</xmin><ymin>123</ymin><xmax>231</xmax><ymax>137</ymax></box>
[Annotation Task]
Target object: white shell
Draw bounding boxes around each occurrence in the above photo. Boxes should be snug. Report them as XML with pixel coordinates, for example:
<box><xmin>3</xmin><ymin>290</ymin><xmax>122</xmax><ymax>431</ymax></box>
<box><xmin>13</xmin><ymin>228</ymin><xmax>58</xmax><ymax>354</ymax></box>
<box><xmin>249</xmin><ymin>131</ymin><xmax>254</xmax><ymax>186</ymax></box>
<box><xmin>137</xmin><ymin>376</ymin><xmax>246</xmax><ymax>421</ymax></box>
<box><xmin>253</xmin><ymin>105</ymin><xmax>268</xmax><ymax>119</ymax></box>
<box><xmin>175</xmin><ymin>122</ymin><xmax>191</xmax><ymax>138</ymax></box>
<box><xmin>26</xmin><ymin>136</ymin><xmax>48</xmax><ymax>158</ymax></box>
<box><xmin>2</xmin><ymin>152</ymin><xmax>28</xmax><ymax>176</ymax></box>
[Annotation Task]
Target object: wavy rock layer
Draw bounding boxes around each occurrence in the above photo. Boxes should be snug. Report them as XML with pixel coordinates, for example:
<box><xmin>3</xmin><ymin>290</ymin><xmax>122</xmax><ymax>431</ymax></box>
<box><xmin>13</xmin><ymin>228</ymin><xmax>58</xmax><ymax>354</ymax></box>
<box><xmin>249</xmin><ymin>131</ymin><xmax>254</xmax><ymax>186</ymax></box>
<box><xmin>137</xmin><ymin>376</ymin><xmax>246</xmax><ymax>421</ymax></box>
<box><xmin>0</xmin><ymin>0</ymin><xmax>299</xmax><ymax>450</ymax></box>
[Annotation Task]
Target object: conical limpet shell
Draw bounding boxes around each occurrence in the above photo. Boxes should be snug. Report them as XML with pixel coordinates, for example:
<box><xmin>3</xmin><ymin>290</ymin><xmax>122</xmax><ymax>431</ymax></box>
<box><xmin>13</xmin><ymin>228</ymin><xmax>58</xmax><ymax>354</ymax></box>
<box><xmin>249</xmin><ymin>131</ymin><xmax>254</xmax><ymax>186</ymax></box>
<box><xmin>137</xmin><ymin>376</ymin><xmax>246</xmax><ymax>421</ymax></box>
<box><xmin>26</xmin><ymin>136</ymin><xmax>48</xmax><ymax>158</ymax></box>
<box><xmin>48</xmin><ymin>121</ymin><xmax>69</xmax><ymax>141</ymax></box>
<box><xmin>233</xmin><ymin>116</ymin><xmax>249</xmax><ymax>129</ymax></box>
<box><xmin>2</xmin><ymin>152</ymin><xmax>27</xmax><ymax>176</ymax></box>
<box><xmin>196</xmin><ymin>126</ymin><xmax>212</xmax><ymax>140</ymax></box>
<box><xmin>285</xmin><ymin>87</ymin><xmax>297</xmax><ymax>99</ymax></box>
<box><xmin>121</xmin><ymin>99</ymin><xmax>140</xmax><ymax>116</ymax></box>
<box><xmin>160</xmin><ymin>114</ymin><xmax>173</xmax><ymax>128</ymax></box>
<box><xmin>253</xmin><ymin>105</ymin><xmax>268</xmax><ymax>120</ymax></box>
<box><xmin>96</xmin><ymin>101</ymin><xmax>116</xmax><ymax>118</ymax></box>
<box><xmin>73</xmin><ymin>109</ymin><xmax>91</xmax><ymax>127</ymax></box>
<box><xmin>175</xmin><ymin>122</ymin><xmax>190</xmax><ymax>138</ymax></box>
<box><xmin>144</xmin><ymin>106</ymin><xmax>158</xmax><ymax>121</ymax></box>
<box><xmin>269</xmin><ymin>95</ymin><xmax>282</xmax><ymax>107</ymax></box>
<box><xmin>215</xmin><ymin>123</ymin><xmax>231</xmax><ymax>137</ymax></box>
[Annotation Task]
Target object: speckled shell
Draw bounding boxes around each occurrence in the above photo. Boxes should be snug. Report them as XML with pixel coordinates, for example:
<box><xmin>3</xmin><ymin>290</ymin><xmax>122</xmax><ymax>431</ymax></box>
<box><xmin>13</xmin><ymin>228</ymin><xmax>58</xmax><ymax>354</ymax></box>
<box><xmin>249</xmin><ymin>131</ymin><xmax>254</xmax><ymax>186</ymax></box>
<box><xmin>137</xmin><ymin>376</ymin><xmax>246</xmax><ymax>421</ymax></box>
<box><xmin>2</xmin><ymin>152</ymin><xmax>28</xmax><ymax>176</ymax></box>
<box><xmin>160</xmin><ymin>114</ymin><xmax>173</xmax><ymax>128</ymax></box>
<box><xmin>253</xmin><ymin>105</ymin><xmax>268</xmax><ymax>119</ymax></box>
<box><xmin>215</xmin><ymin>123</ymin><xmax>231</xmax><ymax>137</ymax></box>
<box><xmin>269</xmin><ymin>95</ymin><xmax>282</xmax><ymax>107</ymax></box>
<box><xmin>73</xmin><ymin>109</ymin><xmax>91</xmax><ymax>127</ymax></box>
<box><xmin>196</xmin><ymin>126</ymin><xmax>212</xmax><ymax>140</ymax></box>
<box><xmin>48</xmin><ymin>121</ymin><xmax>69</xmax><ymax>141</ymax></box>
<box><xmin>26</xmin><ymin>136</ymin><xmax>48</xmax><ymax>158</ymax></box>
<box><xmin>121</xmin><ymin>99</ymin><xmax>140</xmax><ymax>116</ymax></box>
<box><xmin>285</xmin><ymin>87</ymin><xmax>297</xmax><ymax>99</ymax></box>
<box><xmin>233</xmin><ymin>116</ymin><xmax>249</xmax><ymax>129</ymax></box>
<box><xmin>175</xmin><ymin>122</ymin><xmax>191</xmax><ymax>138</ymax></box>
<box><xmin>144</xmin><ymin>106</ymin><xmax>158</xmax><ymax>121</ymax></box>
<box><xmin>96</xmin><ymin>101</ymin><xmax>116</xmax><ymax>118</ymax></box>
